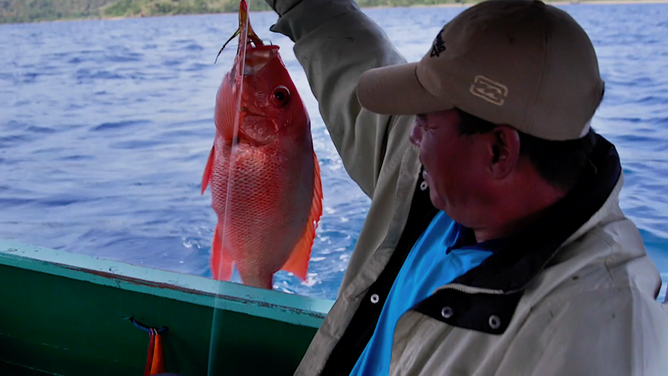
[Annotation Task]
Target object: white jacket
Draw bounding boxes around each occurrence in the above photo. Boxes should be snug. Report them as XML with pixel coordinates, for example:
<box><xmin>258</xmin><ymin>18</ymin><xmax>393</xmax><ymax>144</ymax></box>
<box><xmin>266</xmin><ymin>0</ymin><xmax>668</xmax><ymax>375</ymax></box>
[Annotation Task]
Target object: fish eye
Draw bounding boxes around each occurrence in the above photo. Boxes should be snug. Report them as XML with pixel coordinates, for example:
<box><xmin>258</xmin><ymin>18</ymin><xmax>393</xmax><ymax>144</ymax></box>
<box><xmin>271</xmin><ymin>86</ymin><xmax>290</xmax><ymax>106</ymax></box>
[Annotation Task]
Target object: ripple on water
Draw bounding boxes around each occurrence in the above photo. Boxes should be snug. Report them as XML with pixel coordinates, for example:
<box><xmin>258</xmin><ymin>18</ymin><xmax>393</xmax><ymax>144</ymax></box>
<box><xmin>110</xmin><ymin>139</ymin><xmax>164</xmax><ymax>150</ymax></box>
<box><xmin>91</xmin><ymin>120</ymin><xmax>152</xmax><ymax>132</ymax></box>
<box><xmin>0</xmin><ymin>134</ymin><xmax>34</xmax><ymax>148</ymax></box>
<box><xmin>106</xmin><ymin>54</ymin><xmax>143</xmax><ymax>63</ymax></box>
<box><xmin>182</xmin><ymin>43</ymin><xmax>204</xmax><ymax>52</ymax></box>
<box><xmin>75</xmin><ymin>69</ymin><xmax>125</xmax><ymax>81</ymax></box>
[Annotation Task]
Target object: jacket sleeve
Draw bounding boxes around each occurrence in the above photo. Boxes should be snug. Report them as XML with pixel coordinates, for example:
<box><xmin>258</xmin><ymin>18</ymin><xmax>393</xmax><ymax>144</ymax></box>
<box><xmin>494</xmin><ymin>287</ymin><xmax>668</xmax><ymax>376</ymax></box>
<box><xmin>267</xmin><ymin>0</ymin><xmax>415</xmax><ymax>198</ymax></box>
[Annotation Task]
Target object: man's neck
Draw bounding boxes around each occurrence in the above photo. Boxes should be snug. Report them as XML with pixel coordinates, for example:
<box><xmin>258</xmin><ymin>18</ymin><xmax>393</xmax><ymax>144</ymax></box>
<box><xmin>472</xmin><ymin>181</ymin><xmax>568</xmax><ymax>243</ymax></box>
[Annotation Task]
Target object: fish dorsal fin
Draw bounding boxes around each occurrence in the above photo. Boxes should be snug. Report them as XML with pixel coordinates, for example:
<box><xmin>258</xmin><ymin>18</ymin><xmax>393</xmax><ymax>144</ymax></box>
<box><xmin>201</xmin><ymin>145</ymin><xmax>215</xmax><ymax>194</ymax></box>
<box><xmin>281</xmin><ymin>152</ymin><xmax>323</xmax><ymax>281</ymax></box>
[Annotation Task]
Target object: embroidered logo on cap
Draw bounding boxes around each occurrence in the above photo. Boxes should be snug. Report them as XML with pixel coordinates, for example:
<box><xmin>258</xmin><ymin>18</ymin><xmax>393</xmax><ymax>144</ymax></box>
<box><xmin>469</xmin><ymin>75</ymin><xmax>508</xmax><ymax>106</ymax></box>
<box><xmin>430</xmin><ymin>31</ymin><xmax>446</xmax><ymax>57</ymax></box>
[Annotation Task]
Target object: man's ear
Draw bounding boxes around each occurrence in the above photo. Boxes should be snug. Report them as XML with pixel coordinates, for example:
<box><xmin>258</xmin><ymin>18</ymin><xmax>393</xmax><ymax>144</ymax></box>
<box><xmin>487</xmin><ymin>125</ymin><xmax>520</xmax><ymax>179</ymax></box>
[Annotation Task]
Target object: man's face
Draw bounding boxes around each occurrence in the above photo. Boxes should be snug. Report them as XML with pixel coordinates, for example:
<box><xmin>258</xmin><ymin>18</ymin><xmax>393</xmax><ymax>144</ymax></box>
<box><xmin>410</xmin><ymin>109</ymin><xmax>491</xmax><ymax>226</ymax></box>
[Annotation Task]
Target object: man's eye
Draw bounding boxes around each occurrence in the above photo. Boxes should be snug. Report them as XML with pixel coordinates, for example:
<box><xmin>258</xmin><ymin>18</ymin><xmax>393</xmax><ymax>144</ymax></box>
<box><xmin>416</xmin><ymin>114</ymin><xmax>429</xmax><ymax>128</ymax></box>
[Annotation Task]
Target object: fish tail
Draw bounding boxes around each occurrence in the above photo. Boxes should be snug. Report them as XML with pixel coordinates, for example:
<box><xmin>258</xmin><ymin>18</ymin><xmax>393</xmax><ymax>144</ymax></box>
<box><xmin>240</xmin><ymin>0</ymin><xmax>263</xmax><ymax>47</ymax></box>
<box><xmin>210</xmin><ymin>223</ymin><xmax>234</xmax><ymax>281</ymax></box>
<box><xmin>280</xmin><ymin>152</ymin><xmax>324</xmax><ymax>281</ymax></box>
<box><xmin>239</xmin><ymin>274</ymin><xmax>273</xmax><ymax>290</ymax></box>
<box><xmin>214</xmin><ymin>0</ymin><xmax>264</xmax><ymax>64</ymax></box>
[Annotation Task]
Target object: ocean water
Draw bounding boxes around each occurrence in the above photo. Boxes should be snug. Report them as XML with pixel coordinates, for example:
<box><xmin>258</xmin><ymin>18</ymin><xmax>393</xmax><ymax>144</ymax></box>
<box><xmin>0</xmin><ymin>3</ymin><xmax>666</xmax><ymax>302</ymax></box>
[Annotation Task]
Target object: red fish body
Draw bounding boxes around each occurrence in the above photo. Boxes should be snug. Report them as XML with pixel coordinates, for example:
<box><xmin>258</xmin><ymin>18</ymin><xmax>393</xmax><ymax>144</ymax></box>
<box><xmin>201</xmin><ymin>1</ymin><xmax>323</xmax><ymax>289</ymax></box>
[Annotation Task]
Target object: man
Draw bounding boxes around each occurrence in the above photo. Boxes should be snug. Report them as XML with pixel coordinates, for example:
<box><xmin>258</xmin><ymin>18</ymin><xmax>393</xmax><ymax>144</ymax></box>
<box><xmin>263</xmin><ymin>0</ymin><xmax>668</xmax><ymax>375</ymax></box>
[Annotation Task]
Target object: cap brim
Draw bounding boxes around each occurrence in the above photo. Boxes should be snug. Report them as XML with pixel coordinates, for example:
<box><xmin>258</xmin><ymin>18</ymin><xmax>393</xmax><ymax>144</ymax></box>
<box><xmin>356</xmin><ymin>63</ymin><xmax>454</xmax><ymax>115</ymax></box>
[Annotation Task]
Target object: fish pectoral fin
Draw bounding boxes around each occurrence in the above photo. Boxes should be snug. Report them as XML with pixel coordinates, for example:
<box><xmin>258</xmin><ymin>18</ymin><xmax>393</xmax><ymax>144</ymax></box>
<box><xmin>211</xmin><ymin>223</ymin><xmax>234</xmax><ymax>281</ymax></box>
<box><xmin>216</xmin><ymin>74</ymin><xmax>244</xmax><ymax>145</ymax></box>
<box><xmin>281</xmin><ymin>152</ymin><xmax>324</xmax><ymax>281</ymax></box>
<box><xmin>201</xmin><ymin>145</ymin><xmax>215</xmax><ymax>195</ymax></box>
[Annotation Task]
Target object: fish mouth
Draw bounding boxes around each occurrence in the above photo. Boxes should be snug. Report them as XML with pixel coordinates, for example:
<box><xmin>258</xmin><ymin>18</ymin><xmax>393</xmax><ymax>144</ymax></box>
<box><xmin>243</xmin><ymin>46</ymin><xmax>279</xmax><ymax>76</ymax></box>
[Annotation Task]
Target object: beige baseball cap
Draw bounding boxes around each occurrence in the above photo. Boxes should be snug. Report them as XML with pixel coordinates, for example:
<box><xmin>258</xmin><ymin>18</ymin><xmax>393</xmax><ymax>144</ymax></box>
<box><xmin>356</xmin><ymin>0</ymin><xmax>605</xmax><ymax>141</ymax></box>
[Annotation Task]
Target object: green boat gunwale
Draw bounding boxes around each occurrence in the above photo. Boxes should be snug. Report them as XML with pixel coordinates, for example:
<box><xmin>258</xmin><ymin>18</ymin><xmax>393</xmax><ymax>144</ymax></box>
<box><xmin>0</xmin><ymin>239</ymin><xmax>334</xmax><ymax>328</ymax></box>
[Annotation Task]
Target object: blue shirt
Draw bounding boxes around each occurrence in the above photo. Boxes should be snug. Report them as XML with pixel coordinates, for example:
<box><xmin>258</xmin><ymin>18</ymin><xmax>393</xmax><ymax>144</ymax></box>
<box><xmin>349</xmin><ymin>211</ymin><xmax>493</xmax><ymax>376</ymax></box>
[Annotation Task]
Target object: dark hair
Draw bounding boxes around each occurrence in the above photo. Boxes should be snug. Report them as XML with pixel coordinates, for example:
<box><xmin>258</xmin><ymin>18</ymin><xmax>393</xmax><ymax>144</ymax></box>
<box><xmin>455</xmin><ymin>108</ymin><xmax>597</xmax><ymax>191</ymax></box>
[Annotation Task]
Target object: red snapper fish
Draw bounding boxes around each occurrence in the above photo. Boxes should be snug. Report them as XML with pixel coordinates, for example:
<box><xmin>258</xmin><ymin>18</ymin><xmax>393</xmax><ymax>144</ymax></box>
<box><xmin>201</xmin><ymin>0</ymin><xmax>323</xmax><ymax>289</ymax></box>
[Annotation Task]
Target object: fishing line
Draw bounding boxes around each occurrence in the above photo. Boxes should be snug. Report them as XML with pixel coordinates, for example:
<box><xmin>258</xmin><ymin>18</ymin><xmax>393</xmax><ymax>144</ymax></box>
<box><xmin>207</xmin><ymin>1</ymin><xmax>252</xmax><ymax>374</ymax></box>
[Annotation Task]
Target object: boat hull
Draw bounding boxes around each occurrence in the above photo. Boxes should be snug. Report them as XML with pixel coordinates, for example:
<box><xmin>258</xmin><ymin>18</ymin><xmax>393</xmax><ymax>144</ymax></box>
<box><xmin>0</xmin><ymin>240</ymin><xmax>332</xmax><ymax>376</ymax></box>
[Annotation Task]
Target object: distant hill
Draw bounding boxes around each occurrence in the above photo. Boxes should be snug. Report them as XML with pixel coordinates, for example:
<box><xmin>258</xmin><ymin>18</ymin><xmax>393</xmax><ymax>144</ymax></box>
<box><xmin>0</xmin><ymin>0</ymin><xmax>274</xmax><ymax>23</ymax></box>
<box><xmin>0</xmin><ymin>0</ymin><xmax>116</xmax><ymax>23</ymax></box>
<box><xmin>100</xmin><ymin>0</ymin><xmax>272</xmax><ymax>18</ymax></box>
<box><xmin>0</xmin><ymin>0</ymin><xmax>469</xmax><ymax>23</ymax></box>
<box><xmin>0</xmin><ymin>0</ymin><xmax>650</xmax><ymax>24</ymax></box>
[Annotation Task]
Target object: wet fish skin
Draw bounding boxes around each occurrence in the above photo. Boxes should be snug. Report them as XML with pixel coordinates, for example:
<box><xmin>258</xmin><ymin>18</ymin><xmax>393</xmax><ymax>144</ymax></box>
<box><xmin>201</xmin><ymin>0</ymin><xmax>323</xmax><ymax>289</ymax></box>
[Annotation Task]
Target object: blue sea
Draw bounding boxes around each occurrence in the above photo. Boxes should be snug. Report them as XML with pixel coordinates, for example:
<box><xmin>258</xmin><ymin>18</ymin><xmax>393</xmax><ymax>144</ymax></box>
<box><xmin>0</xmin><ymin>3</ymin><xmax>667</xmax><ymax>302</ymax></box>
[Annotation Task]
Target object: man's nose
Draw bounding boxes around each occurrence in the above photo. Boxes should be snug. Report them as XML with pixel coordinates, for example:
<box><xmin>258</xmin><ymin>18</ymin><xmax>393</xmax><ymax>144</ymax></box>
<box><xmin>410</xmin><ymin>123</ymin><xmax>423</xmax><ymax>146</ymax></box>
